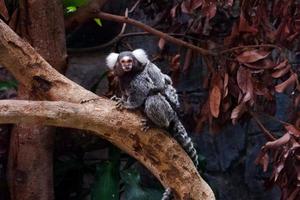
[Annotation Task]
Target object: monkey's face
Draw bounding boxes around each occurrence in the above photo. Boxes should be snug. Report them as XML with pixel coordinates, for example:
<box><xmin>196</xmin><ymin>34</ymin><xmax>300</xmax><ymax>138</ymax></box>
<box><xmin>107</xmin><ymin>50</ymin><xmax>146</xmax><ymax>77</ymax></box>
<box><xmin>119</xmin><ymin>56</ymin><xmax>133</xmax><ymax>72</ymax></box>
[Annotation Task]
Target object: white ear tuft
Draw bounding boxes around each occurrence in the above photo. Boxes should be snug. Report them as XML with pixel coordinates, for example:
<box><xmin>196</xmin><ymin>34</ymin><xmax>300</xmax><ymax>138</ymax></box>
<box><xmin>132</xmin><ymin>49</ymin><xmax>149</xmax><ymax>65</ymax></box>
<box><xmin>106</xmin><ymin>52</ymin><xmax>119</xmax><ymax>69</ymax></box>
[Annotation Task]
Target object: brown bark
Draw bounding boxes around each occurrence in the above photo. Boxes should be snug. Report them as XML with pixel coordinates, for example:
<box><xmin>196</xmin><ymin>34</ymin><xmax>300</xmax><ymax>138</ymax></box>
<box><xmin>0</xmin><ymin>100</ymin><xmax>215</xmax><ymax>200</ymax></box>
<box><xmin>7</xmin><ymin>0</ymin><xmax>67</xmax><ymax>200</ymax></box>
<box><xmin>0</xmin><ymin>19</ymin><xmax>215</xmax><ymax>199</ymax></box>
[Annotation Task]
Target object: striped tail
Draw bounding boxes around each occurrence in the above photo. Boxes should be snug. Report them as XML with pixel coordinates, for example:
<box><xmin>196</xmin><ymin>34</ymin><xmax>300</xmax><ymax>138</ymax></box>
<box><xmin>172</xmin><ymin>120</ymin><xmax>199</xmax><ymax>168</ymax></box>
<box><xmin>161</xmin><ymin>187</ymin><xmax>173</xmax><ymax>200</ymax></box>
<box><xmin>160</xmin><ymin>120</ymin><xmax>199</xmax><ymax>200</ymax></box>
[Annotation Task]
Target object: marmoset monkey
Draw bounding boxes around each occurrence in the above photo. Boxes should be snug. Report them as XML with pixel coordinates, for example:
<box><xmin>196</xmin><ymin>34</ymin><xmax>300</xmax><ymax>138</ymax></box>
<box><xmin>107</xmin><ymin>49</ymin><xmax>199</xmax><ymax>200</ymax></box>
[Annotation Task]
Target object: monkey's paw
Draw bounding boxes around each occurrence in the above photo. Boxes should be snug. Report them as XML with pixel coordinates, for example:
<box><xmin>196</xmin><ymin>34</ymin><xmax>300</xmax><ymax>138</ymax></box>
<box><xmin>115</xmin><ymin>99</ymin><xmax>125</xmax><ymax>110</ymax></box>
<box><xmin>110</xmin><ymin>95</ymin><xmax>121</xmax><ymax>102</ymax></box>
<box><xmin>140</xmin><ymin>119</ymin><xmax>151</xmax><ymax>132</ymax></box>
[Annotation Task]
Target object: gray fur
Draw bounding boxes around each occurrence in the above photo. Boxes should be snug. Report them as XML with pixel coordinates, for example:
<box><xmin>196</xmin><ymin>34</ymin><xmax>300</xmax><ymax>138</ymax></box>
<box><xmin>107</xmin><ymin>49</ymin><xmax>199</xmax><ymax>200</ymax></box>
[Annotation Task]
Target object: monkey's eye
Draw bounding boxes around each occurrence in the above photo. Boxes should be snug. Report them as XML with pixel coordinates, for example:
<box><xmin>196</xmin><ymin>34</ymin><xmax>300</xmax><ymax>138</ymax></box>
<box><xmin>121</xmin><ymin>60</ymin><xmax>125</xmax><ymax>64</ymax></box>
<box><xmin>127</xmin><ymin>59</ymin><xmax>133</xmax><ymax>63</ymax></box>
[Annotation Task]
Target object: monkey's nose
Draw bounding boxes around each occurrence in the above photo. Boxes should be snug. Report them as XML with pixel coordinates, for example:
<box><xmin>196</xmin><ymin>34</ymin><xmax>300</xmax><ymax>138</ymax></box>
<box><xmin>123</xmin><ymin>65</ymin><xmax>132</xmax><ymax>71</ymax></box>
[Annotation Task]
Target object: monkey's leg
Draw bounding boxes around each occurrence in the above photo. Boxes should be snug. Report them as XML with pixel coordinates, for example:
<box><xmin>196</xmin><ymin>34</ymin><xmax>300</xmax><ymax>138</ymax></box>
<box><xmin>140</xmin><ymin>118</ymin><xmax>157</xmax><ymax>132</ymax></box>
<box><xmin>110</xmin><ymin>95</ymin><xmax>121</xmax><ymax>101</ymax></box>
<box><xmin>144</xmin><ymin>94</ymin><xmax>175</xmax><ymax>129</ymax></box>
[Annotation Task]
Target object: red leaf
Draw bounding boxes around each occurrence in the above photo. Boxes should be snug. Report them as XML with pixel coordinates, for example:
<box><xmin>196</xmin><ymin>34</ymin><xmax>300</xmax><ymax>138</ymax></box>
<box><xmin>253</xmin><ymin>81</ymin><xmax>273</xmax><ymax>100</ymax></box>
<box><xmin>264</xmin><ymin>133</ymin><xmax>291</xmax><ymax>150</ymax></box>
<box><xmin>223</xmin><ymin>72</ymin><xmax>229</xmax><ymax>98</ymax></box>
<box><xmin>225</xmin><ymin>0</ymin><xmax>233</xmax><ymax>7</ymax></box>
<box><xmin>238</xmin><ymin>12</ymin><xmax>258</xmax><ymax>34</ymax></box>
<box><xmin>255</xmin><ymin>151</ymin><xmax>269</xmax><ymax>172</ymax></box>
<box><xmin>170</xmin><ymin>4</ymin><xmax>179</xmax><ymax>18</ymax></box>
<box><xmin>181</xmin><ymin>1</ymin><xmax>191</xmax><ymax>13</ymax></box>
<box><xmin>274</xmin><ymin>59</ymin><xmax>288</xmax><ymax>70</ymax></box>
<box><xmin>181</xmin><ymin>0</ymin><xmax>203</xmax><ymax>14</ymax></box>
<box><xmin>275</xmin><ymin>73</ymin><xmax>298</xmax><ymax>93</ymax></box>
<box><xmin>224</xmin><ymin>22</ymin><xmax>239</xmax><ymax>45</ymax></box>
<box><xmin>158</xmin><ymin>38</ymin><xmax>166</xmax><ymax>50</ymax></box>
<box><xmin>285</xmin><ymin>125</ymin><xmax>300</xmax><ymax>137</ymax></box>
<box><xmin>202</xmin><ymin>0</ymin><xmax>217</xmax><ymax>19</ymax></box>
<box><xmin>192</xmin><ymin>0</ymin><xmax>203</xmax><ymax>9</ymax></box>
<box><xmin>170</xmin><ymin>54</ymin><xmax>181</xmax><ymax>85</ymax></box>
<box><xmin>209</xmin><ymin>85</ymin><xmax>222</xmax><ymax>118</ymax></box>
<box><xmin>271</xmin><ymin>65</ymin><xmax>291</xmax><ymax>78</ymax></box>
<box><xmin>243</xmin><ymin>59</ymin><xmax>275</xmax><ymax>69</ymax></box>
<box><xmin>237</xmin><ymin>50</ymin><xmax>270</xmax><ymax>63</ymax></box>
<box><xmin>0</xmin><ymin>0</ymin><xmax>9</xmax><ymax>21</ymax></box>
<box><xmin>237</xmin><ymin>67</ymin><xmax>253</xmax><ymax>102</ymax></box>
<box><xmin>170</xmin><ymin>54</ymin><xmax>180</xmax><ymax>71</ymax></box>
<box><xmin>231</xmin><ymin>103</ymin><xmax>246</xmax><ymax>124</ymax></box>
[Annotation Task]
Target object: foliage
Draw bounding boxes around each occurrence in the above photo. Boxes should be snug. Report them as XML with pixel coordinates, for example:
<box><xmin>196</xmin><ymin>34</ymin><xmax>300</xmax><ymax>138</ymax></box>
<box><xmin>0</xmin><ymin>80</ymin><xmax>17</xmax><ymax>91</ymax></box>
<box><xmin>53</xmin><ymin>137</ymin><xmax>172</xmax><ymax>200</ymax></box>
<box><xmin>139</xmin><ymin>0</ymin><xmax>300</xmax><ymax>198</ymax></box>
<box><xmin>63</xmin><ymin>0</ymin><xmax>88</xmax><ymax>8</ymax></box>
<box><xmin>120</xmin><ymin>169</ymin><xmax>163</xmax><ymax>200</ymax></box>
<box><xmin>63</xmin><ymin>0</ymin><xmax>102</xmax><ymax>27</ymax></box>
<box><xmin>91</xmin><ymin>147</ymin><xmax>120</xmax><ymax>200</ymax></box>
<box><xmin>256</xmin><ymin>125</ymin><xmax>300</xmax><ymax>199</ymax></box>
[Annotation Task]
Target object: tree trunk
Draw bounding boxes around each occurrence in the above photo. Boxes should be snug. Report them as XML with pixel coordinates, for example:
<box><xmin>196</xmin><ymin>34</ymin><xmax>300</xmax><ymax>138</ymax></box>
<box><xmin>7</xmin><ymin>0</ymin><xmax>67</xmax><ymax>199</ymax></box>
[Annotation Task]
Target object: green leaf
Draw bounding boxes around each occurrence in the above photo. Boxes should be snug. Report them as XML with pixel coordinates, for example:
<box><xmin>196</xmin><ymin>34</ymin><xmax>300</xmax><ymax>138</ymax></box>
<box><xmin>0</xmin><ymin>80</ymin><xmax>18</xmax><ymax>91</ymax></box>
<box><xmin>94</xmin><ymin>18</ymin><xmax>102</xmax><ymax>26</ymax></box>
<box><xmin>63</xmin><ymin>0</ymin><xmax>88</xmax><ymax>7</ymax></box>
<box><xmin>91</xmin><ymin>161</ymin><xmax>120</xmax><ymax>200</ymax></box>
<box><xmin>66</xmin><ymin>6</ymin><xmax>77</xmax><ymax>13</ymax></box>
<box><xmin>121</xmin><ymin>169</ymin><xmax>163</xmax><ymax>200</ymax></box>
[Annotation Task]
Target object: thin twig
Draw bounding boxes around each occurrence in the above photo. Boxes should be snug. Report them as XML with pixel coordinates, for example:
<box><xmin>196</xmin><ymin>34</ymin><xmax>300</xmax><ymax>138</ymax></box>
<box><xmin>97</xmin><ymin>12</ymin><xmax>215</xmax><ymax>56</ymax></box>
<box><xmin>129</xmin><ymin>0</ymin><xmax>141</xmax><ymax>13</ymax></box>
<box><xmin>120</xmin><ymin>32</ymin><xmax>205</xmax><ymax>43</ymax></box>
<box><xmin>220</xmin><ymin>44</ymin><xmax>282</xmax><ymax>55</ymax></box>
<box><xmin>68</xmin><ymin>32</ymin><xmax>206</xmax><ymax>52</ymax></box>
<box><xmin>249</xmin><ymin>110</ymin><xmax>277</xmax><ymax>141</ymax></box>
<box><xmin>258</xmin><ymin>112</ymin><xmax>290</xmax><ymax>126</ymax></box>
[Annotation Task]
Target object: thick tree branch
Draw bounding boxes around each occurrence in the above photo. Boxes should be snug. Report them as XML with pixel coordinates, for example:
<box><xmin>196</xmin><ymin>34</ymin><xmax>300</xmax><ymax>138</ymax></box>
<box><xmin>0</xmin><ymin>100</ymin><xmax>214</xmax><ymax>200</ymax></box>
<box><xmin>0</xmin><ymin>20</ymin><xmax>96</xmax><ymax>102</ymax></box>
<box><xmin>0</xmin><ymin>19</ymin><xmax>215</xmax><ymax>199</ymax></box>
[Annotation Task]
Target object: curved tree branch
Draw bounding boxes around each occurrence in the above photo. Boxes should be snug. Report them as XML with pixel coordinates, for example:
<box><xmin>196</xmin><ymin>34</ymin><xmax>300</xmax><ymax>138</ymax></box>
<box><xmin>0</xmin><ymin>100</ymin><xmax>214</xmax><ymax>200</ymax></box>
<box><xmin>0</xmin><ymin>19</ymin><xmax>215</xmax><ymax>199</ymax></box>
